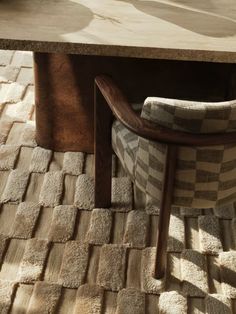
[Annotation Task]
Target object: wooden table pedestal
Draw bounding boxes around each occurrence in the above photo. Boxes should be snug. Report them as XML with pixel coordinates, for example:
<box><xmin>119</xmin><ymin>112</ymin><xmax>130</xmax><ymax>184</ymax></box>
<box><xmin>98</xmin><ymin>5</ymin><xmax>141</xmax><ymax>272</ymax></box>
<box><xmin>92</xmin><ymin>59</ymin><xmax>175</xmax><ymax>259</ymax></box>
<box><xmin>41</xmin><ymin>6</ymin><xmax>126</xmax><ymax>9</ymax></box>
<box><xmin>34</xmin><ymin>53</ymin><xmax>234</xmax><ymax>153</ymax></box>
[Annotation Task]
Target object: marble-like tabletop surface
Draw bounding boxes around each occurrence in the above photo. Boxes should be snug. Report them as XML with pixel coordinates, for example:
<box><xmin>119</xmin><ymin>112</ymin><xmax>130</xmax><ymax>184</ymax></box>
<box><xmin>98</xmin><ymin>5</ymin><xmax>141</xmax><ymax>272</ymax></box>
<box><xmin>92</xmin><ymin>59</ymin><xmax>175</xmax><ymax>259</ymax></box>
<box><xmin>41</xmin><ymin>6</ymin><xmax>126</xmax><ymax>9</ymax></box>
<box><xmin>1</xmin><ymin>0</ymin><xmax>236</xmax><ymax>62</ymax></box>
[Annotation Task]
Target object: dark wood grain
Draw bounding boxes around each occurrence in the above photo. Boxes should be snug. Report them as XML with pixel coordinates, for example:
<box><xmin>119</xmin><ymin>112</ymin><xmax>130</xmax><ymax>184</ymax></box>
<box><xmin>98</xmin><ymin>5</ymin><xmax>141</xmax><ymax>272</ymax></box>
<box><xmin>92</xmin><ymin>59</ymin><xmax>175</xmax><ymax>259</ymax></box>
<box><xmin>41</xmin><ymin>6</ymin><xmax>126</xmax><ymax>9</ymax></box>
<box><xmin>34</xmin><ymin>53</ymin><xmax>232</xmax><ymax>152</ymax></box>
<box><xmin>95</xmin><ymin>74</ymin><xmax>236</xmax><ymax>146</ymax></box>
<box><xmin>34</xmin><ymin>52</ymin><xmax>95</xmax><ymax>152</ymax></box>
<box><xmin>94</xmin><ymin>83</ymin><xmax>113</xmax><ymax>208</ymax></box>
<box><xmin>154</xmin><ymin>145</ymin><xmax>177</xmax><ymax>279</ymax></box>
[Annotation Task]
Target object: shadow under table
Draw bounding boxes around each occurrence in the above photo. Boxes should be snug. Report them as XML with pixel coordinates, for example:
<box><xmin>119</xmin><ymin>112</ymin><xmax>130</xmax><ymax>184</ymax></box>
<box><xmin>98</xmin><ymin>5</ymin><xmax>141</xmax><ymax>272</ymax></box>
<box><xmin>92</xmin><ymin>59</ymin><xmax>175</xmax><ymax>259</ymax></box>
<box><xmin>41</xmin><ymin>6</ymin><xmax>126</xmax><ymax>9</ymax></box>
<box><xmin>34</xmin><ymin>53</ymin><xmax>236</xmax><ymax>153</ymax></box>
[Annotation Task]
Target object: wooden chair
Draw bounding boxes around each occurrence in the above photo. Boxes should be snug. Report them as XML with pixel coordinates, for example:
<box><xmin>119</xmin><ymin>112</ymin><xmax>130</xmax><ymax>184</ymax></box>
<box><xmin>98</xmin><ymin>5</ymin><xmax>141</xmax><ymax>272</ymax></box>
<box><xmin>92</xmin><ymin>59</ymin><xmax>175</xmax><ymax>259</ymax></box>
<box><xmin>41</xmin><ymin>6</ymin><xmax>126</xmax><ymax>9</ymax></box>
<box><xmin>94</xmin><ymin>74</ymin><xmax>236</xmax><ymax>279</ymax></box>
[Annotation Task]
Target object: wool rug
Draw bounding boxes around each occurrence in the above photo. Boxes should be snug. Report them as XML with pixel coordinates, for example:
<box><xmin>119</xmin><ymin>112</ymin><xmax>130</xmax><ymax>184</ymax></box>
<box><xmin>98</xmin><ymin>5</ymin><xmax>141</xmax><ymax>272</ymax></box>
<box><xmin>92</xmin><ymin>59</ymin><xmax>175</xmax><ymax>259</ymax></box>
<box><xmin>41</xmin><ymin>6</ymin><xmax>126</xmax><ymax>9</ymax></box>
<box><xmin>0</xmin><ymin>50</ymin><xmax>235</xmax><ymax>313</ymax></box>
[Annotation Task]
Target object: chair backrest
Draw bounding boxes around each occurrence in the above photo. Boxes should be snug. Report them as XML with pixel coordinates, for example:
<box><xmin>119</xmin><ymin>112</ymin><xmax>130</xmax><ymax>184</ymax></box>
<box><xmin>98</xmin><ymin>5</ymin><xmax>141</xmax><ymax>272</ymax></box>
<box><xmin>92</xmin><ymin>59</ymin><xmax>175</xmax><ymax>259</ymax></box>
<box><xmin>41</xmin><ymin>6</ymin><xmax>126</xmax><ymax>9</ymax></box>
<box><xmin>135</xmin><ymin>97</ymin><xmax>236</xmax><ymax>208</ymax></box>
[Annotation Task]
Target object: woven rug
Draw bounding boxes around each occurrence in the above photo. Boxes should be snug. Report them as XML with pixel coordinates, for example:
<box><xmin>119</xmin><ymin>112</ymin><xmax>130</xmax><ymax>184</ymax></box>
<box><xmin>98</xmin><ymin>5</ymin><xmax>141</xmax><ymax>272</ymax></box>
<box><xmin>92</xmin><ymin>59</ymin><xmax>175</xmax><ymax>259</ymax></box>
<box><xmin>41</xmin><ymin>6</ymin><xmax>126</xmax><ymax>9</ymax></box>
<box><xmin>0</xmin><ymin>50</ymin><xmax>235</xmax><ymax>313</ymax></box>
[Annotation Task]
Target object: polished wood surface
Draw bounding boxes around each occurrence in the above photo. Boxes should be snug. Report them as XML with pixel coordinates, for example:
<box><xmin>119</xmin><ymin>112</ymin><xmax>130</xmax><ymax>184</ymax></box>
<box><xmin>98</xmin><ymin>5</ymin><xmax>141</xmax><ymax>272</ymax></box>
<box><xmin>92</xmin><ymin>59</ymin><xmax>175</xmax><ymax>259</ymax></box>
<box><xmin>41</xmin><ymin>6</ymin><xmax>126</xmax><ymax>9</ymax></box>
<box><xmin>95</xmin><ymin>74</ymin><xmax>236</xmax><ymax>146</ymax></box>
<box><xmin>154</xmin><ymin>144</ymin><xmax>177</xmax><ymax>279</ymax></box>
<box><xmin>34</xmin><ymin>53</ymin><xmax>95</xmax><ymax>152</ymax></box>
<box><xmin>94</xmin><ymin>84</ymin><xmax>113</xmax><ymax>208</ymax></box>
<box><xmin>1</xmin><ymin>0</ymin><xmax>236</xmax><ymax>62</ymax></box>
<box><xmin>34</xmin><ymin>53</ymin><xmax>234</xmax><ymax>152</ymax></box>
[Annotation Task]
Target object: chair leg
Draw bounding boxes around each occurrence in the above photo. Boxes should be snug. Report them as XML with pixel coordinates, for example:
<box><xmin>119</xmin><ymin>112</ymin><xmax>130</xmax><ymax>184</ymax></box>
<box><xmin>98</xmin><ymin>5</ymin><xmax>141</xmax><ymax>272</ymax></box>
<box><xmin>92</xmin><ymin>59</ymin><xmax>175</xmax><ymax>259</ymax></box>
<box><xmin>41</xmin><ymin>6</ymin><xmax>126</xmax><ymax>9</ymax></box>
<box><xmin>154</xmin><ymin>145</ymin><xmax>177</xmax><ymax>279</ymax></box>
<box><xmin>94</xmin><ymin>83</ymin><xmax>113</xmax><ymax>208</ymax></box>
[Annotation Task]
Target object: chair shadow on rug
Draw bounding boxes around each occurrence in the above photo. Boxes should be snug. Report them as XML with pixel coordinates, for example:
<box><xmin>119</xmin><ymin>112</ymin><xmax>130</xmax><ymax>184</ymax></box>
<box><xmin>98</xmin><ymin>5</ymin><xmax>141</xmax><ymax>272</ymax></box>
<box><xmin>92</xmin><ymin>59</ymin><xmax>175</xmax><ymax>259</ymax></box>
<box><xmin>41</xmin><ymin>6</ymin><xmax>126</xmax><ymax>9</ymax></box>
<box><xmin>94</xmin><ymin>74</ymin><xmax>236</xmax><ymax>280</ymax></box>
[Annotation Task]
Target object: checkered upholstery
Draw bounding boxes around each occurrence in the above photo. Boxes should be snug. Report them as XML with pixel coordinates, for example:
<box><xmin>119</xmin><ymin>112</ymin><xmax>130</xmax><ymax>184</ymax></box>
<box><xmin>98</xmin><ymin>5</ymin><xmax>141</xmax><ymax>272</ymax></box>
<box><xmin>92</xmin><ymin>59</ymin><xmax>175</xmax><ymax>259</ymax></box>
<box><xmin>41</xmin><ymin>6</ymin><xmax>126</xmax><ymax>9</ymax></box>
<box><xmin>112</xmin><ymin>103</ymin><xmax>142</xmax><ymax>180</ymax></box>
<box><xmin>112</xmin><ymin>97</ymin><xmax>236</xmax><ymax>208</ymax></box>
<box><xmin>112</xmin><ymin>120</ymin><xmax>138</xmax><ymax>181</ymax></box>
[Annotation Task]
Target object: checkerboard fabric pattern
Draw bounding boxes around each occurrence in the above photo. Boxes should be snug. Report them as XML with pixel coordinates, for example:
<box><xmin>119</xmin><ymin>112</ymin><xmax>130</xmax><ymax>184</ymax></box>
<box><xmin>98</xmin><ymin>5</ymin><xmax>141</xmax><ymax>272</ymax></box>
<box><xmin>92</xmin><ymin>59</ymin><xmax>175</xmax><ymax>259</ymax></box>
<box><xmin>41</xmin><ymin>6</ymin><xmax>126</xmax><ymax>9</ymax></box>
<box><xmin>112</xmin><ymin>97</ymin><xmax>236</xmax><ymax>208</ymax></box>
<box><xmin>112</xmin><ymin>120</ymin><xmax>138</xmax><ymax>181</ymax></box>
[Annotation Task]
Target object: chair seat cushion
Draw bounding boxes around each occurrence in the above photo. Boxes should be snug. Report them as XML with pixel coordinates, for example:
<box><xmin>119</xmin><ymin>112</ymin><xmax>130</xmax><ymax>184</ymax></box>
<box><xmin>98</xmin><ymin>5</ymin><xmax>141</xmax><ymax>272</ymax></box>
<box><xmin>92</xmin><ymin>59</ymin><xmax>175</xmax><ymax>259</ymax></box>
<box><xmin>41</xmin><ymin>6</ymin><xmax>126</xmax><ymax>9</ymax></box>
<box><xmin>112</xmin><ymin>120</ymin><xmax>138</xmax><ymax>181</ymax></box>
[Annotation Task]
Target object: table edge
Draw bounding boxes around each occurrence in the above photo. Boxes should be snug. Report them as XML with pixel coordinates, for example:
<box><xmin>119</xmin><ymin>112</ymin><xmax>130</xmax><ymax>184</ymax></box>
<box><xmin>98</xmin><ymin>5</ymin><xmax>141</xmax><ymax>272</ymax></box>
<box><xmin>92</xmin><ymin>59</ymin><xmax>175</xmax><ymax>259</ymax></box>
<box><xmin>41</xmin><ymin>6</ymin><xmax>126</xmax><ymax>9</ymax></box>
<box><xmin>0</xmin><ymin>38</ymin><xmax>236</xmax><ymax>63</ymax></box>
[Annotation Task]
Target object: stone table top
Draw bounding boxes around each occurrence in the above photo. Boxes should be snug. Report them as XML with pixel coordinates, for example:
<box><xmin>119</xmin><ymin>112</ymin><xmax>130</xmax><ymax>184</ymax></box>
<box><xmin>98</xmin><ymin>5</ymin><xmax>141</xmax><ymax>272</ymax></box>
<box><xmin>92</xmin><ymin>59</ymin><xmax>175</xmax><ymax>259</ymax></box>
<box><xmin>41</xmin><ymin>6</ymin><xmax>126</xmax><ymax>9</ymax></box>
<box><xmin>1</xmin><ymin>0</ymin><xmax>236</xmax><ymax>62</ymax></box>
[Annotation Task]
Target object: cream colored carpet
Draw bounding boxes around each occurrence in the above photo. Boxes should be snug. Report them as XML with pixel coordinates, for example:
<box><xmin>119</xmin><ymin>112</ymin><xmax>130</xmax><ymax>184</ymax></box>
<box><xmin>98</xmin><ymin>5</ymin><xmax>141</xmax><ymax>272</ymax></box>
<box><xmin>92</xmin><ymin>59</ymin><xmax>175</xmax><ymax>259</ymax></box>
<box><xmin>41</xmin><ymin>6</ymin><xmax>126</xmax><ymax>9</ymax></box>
<box><xmin>0</xmin><ymin>50</ymin><xmax>235</xmax><ymax>313</ymax></box>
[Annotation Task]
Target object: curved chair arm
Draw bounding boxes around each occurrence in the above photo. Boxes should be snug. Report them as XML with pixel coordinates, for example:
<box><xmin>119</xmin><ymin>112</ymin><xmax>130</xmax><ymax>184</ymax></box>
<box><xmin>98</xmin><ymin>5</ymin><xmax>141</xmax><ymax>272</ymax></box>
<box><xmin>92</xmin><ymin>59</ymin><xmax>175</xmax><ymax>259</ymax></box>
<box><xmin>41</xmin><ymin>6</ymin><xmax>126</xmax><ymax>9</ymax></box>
<box><xmin>95</xmin><ymin>74</ymin><xmax>236</xmax><ymax>146</ymax></box>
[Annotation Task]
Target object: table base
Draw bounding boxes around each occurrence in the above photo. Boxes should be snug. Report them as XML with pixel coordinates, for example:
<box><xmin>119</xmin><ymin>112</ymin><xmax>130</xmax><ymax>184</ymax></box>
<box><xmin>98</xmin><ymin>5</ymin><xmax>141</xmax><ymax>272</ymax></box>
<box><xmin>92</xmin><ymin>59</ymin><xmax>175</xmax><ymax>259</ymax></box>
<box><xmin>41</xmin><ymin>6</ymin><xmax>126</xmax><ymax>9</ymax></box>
<box><xmin>34</xmin><ymin>53</ymin><xmax>235</xmax><ymax>153</ymax></box>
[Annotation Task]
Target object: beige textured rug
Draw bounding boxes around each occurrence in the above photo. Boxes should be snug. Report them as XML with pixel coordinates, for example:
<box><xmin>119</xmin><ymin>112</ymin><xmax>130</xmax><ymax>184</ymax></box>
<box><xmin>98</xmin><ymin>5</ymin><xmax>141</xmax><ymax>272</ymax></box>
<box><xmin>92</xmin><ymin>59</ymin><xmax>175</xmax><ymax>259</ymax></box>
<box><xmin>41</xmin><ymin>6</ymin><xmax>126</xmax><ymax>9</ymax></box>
<box><xmin>0</xmin><ymin>50</ymin><xmax>235</xmax><ymax>313</ymax></box>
